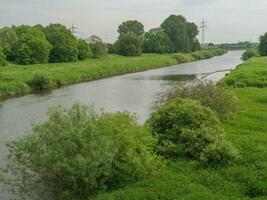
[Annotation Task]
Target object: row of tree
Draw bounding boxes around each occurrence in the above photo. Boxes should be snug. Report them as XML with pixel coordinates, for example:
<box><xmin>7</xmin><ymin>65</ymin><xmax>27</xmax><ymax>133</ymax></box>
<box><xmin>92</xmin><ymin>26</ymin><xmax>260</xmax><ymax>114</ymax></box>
<box><xmin>0</xmin><ymin>24</ymin><xmax>107</xmax><ymax>65</ymax></box>
<box><xmin>111</xmin><ymin>15</ymin><xmax>201</xmax><ymax>56</ymax></box>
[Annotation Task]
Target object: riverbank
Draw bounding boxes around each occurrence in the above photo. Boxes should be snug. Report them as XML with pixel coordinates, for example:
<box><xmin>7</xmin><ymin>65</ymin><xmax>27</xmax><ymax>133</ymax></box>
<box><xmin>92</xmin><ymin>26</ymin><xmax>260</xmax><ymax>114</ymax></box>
<box><xmin>0</xmin><ymin>49</ymin><xmax>226</xmax><ymax>100</ymax></box>
<box><xmin>94</xmin><ymin>57</ymin><xmax>267</xmax><ymax>199</ymax></box>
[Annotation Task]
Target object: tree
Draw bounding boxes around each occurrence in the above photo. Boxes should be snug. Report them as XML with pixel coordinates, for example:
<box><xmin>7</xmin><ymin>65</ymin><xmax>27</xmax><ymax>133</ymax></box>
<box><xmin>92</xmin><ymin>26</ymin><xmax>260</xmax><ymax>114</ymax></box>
<box><xmin>161</xmin><ymin>15</ymin><xmax>199</xmax><ymax>53</ymax></box>
<box><xmin>115</xmin><ymin>33</ymin><xmax>142</xmax><ymax>56</ymax></box>
<box><xmin>259</xmin><ymin>33</ymin><xmax>267</xmax><ymax>56</ymax></box>
<box><xmin>0</xmin><ymin>48</ymin><xmax>8</xmax><ymax>66</ymax></box>
<box><xmin>87</xmin><ymin>35</ymin><xmax>107</xmax><ymax>58</ymax></box>
<box><xmin>118</xmin><ymin>20</ymin><xmax>145</xmax><ymax>37</ymax></box>
<box><xmin>77</xmin><ymin>39</ymin><xmax>92</xmax><ymax>60</ymax></box>
<box><xmin>45</xmin><ymin>24</ymin><xmax>78</xmax><ymax>62</ymax></box>
<box><xmin>0</xmin><ymin>26</ymin><xmax>18</xmax><ymax>60</ymax></box>
<box><xmin>143</xmin><ymin>28</ymin><xmax>173</xmax><ymax>54</ymax></box>
<box><xmin>12</xmin><ymin>25</ymin><xmax>52</xmax><ymax>65</ymax></box>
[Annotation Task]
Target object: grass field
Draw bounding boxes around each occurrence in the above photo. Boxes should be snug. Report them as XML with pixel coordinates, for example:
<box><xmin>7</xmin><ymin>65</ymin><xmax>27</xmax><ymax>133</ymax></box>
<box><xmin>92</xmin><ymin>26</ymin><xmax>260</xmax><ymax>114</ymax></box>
<box><xmin>0</xmin><ymin>49</ymin><xmax>225</xmax><ymax>99</ymax></box>
<box><xmin>94</xmin><ymin>57</ymin><xmax>267</xmax><ymax>200</ymax></box>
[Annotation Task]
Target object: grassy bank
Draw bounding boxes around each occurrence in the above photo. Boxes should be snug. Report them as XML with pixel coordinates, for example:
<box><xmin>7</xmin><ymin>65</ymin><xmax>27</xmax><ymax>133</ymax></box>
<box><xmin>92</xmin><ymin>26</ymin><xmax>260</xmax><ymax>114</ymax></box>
<box><xmin>94</xmin><ymin>57</ymin><xmax>267</xmax><ymax>199</ymax></box>
<box><xmin>0</xmin><ymin>49</ymin><xmax>226</xmax><ymax>99</ymax></box>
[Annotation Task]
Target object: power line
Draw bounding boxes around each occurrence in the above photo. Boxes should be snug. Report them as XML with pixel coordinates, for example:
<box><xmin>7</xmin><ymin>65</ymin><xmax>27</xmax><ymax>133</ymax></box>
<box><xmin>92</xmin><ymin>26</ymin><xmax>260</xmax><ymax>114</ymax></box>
<box><xmin>70</xmin><ymin>23</ymin><xmax>78</xmax><ymax>35</ymax></box>
<box><xmin>200</xmin><ymin>19</ymin><xmax>207</xmax><ymax>44</ymax></box>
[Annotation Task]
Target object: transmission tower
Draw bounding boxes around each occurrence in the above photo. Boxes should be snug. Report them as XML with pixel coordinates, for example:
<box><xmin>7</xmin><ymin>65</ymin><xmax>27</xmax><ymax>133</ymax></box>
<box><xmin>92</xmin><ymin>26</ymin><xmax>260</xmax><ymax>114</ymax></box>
<box><xmin>70</xmin><ymin>23</ymin><xmax>78</xmax><ymax>35</ymax></box>
<box><xmin>200</xmin><ymin>19</ymin><xmax>207</xmax><ymax>45</ymax></box>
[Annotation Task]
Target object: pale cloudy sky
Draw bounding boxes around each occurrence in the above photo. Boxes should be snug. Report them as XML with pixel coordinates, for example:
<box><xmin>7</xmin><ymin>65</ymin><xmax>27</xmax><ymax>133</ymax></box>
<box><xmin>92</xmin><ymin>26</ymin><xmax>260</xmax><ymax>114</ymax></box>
<box><xmin>0</xmin><ymin>0</ymin><xmax>267</xmax><ymax>43</ymax></box>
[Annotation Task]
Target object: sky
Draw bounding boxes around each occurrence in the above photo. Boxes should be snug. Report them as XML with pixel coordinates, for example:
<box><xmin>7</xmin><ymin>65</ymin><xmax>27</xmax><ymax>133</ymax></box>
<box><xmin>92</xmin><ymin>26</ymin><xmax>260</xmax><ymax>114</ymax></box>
<box><xmin>0</xmin><ymin>0</ymin><xmax>267</xmax><ymax>43</ymax></box>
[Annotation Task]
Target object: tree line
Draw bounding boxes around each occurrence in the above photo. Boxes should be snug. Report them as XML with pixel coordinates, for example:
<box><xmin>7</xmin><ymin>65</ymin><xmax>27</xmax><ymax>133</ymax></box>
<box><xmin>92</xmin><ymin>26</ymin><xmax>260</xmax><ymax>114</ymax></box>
<box><xmin>0</xmin><ymin>15</ymin><xmax>203</xmax><ymax>66</ymax></box>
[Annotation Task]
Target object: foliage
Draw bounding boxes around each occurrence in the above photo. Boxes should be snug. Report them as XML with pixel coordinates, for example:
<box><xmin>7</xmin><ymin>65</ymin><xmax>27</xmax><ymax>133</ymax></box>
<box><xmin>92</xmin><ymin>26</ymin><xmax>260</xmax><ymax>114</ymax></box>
<box><xmin>0</xmin><ymin>49</ymin><xmax>8</xmax><ymax>66</ymax></box>
<box><xmin>158</xmin><ymin>81</ymin><xmax>239</xmax><ymax>119</ymax></box>
<box><xmin>106</xmin><ymin>43</ymin><xmax>117</xmax><ymax>54</ymax></box>
<box><xmin>258</xmin><ymin>32</ymin><xmax>267</xmax><ymax>56</ymax></box>
<box><xmin>3</xmin><ymin>104</ymin><xmax>162</xmax><ymax>200</ymax></box>
<box><xmin>87</xmin><ymin>35</ymin><xmax>107</xmax><ymax>58</ymax></box>
<box><xmin>118</xmin><ymin>20</ymin><xmax>144</xmax><ymax>37</ymax></box>
<box><xmin>161</xmin><ymin>15</ymin><xmax>199</xmax><ymax>53</ymax></box>
<box><xmin>77</xmin><ymin>39</ymin><xmax>92</xmax><ymax>60</ymax></box>
<box><xmin>28</xmin><ymin>73</ymin><xmax>51</xmax><ymax>90</ymax></box>
<box><xmin>0</xmin><ymin>26</ymin><xmax>18</xmax><ymax>60</ymax></box>
<box><xmin>148</xmin><ymin>98</ymin><xmax>239</xmax><ymax>165</ymax></box>
<box><xmin>242</xmin><ymin>49</ymin><xmax>258</xmax><ymax>61</ymax></box>
<box><xmin>45</xmin><ymin>23</ymin><xmax>78</xmax><ymax>62</ymax></box>
<box><xmin>11</xmin><ymin>25</ymin><xmax>52</xmax><ymax>65</ymax></box>
<box><xmin>172</xmin><ymin>53</ymin><xmax>194</xmax><ymax>64</ymax></box>
<box><xmin>115</xmin><ymin>33</ymin><xmax>142</xmax><ymax>56</ymax></box>
<box><xmin>143</xmin><ymin>28</ymin><xmax>173</xmax><ymax>54</ymax></box>
<box><xmin>220</xmin><ymin>57</ymin><xmax>267</xmax><ymax>88</ymax></box>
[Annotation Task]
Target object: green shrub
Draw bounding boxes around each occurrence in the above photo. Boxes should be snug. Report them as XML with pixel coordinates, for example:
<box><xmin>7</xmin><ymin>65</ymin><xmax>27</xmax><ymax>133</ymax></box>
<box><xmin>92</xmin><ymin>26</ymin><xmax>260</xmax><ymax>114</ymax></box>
<box><xmin>172</xmin><ymin>53</ymin><xmax>194</xmax><ymax>64</ymax></box>
<box><xmin>3</xmin><ymin>104</ymin><xmax>162</xmax><ymax>200</ymax></box>
<box><xmin>157</xmin><ymin>81</ymin><xmax>239</xmax><ymax>119</ymax></box>
<box><xmin>28</xmin><ymin>73</ymin><xmax>51</xmax><ymax>90</ymax></box>
<box><xmin>190</xmin><ymin>51</ymin><xmax>206</xmax><ymax>60</ymax></box>
<box><xmin>87</xmin><ymin>35</ymin><xmax>107</xmax><ymax>58</ymax></box>
<box><xmin>0</xmin><ymin>49</ymin><xmax>8</xmax><ymax>66</ymax></box>
<box><xmin>242</xmin><ymin>49</ymin><xmax>258</xmax><ymax>61</ymax></box>
<box><xmin>148</xmin><ymin>98</ymin><xmax>239</xmax><ymax>165</ymax></box>
<box><xmin>115</xmin><ymin>33</ymin><xmax>142</xmax><ymax>57</ymax></box>
<box><xmin>77</xmin><ymin>39</ymin><xmax>92</xmax><ymax>60</ymax></box>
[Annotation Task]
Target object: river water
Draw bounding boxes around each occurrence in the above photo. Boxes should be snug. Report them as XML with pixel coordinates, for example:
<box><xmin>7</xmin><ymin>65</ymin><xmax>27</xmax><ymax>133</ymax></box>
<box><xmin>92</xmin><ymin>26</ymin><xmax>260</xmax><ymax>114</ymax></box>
<box><xmin>0</xmin><ymin>50</ymin><xmax>243</xmax><ymax>199</ymax></box>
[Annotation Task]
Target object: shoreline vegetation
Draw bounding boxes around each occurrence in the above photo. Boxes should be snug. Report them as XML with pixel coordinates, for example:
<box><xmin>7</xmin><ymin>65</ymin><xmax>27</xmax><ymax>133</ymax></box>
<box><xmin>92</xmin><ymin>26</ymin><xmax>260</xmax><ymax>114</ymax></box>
<box><xmin>0</xmin><ymin>49</ymin><xmax>226</xmax><ymax>100</ymax></box>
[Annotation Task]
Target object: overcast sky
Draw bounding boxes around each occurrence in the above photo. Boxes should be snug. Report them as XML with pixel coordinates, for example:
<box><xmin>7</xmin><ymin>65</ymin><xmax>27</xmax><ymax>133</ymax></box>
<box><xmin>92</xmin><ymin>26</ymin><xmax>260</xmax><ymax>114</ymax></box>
<box><xmin>1</xmin><ymin>0</ymin><xmax>267</xmax><ymax>43</ymax></box>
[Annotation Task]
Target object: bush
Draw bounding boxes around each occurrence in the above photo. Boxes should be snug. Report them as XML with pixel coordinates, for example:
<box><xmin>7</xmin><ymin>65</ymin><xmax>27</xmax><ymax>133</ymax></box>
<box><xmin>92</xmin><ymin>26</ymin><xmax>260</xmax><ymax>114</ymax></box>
<box><xmin>106</xmin><ymin>43</ymin><xmax>117</xmax><ymax>54</ymax></box>
<box><xmin>115</xmin><ymin>33</ymin><xmax>142</xmax><ymax>56</ymax></box>
<box><xmin>157</xmin><ymin>81</ymin><xmax>239</xmax><ymax>119</ymax></box>
<box><xmin>242</xmin><ymin>49</ymin><xmax>258</xmax><ymax>61</ymax></box>
<box><xmin>3</xmin><ymin>104</ymin><xmax>162</xmax><ymax>200</ymax></box>
<box><xmin>45</xmin><ymin>24</ymin><xmax>79</xmax><ymax>63</ymax></box>
<box><xmin>77</xmin><ymin>39</ymin><xmax>92</xmax><ymax>60</ymax></box>
<box><xmin>172</xmin><ymin>53</ymin><xmax>194</xmax><ymax>64</ymax></box>
<box><xmin>148</xmin><ymin>98</ymin><xmax>239</xmax><ymax>165</ymax></box>
<box><xmin>0</xmin><ymin>49</ymin><xmax>8</xmax><ymax>66</ymax></box>
<box><xmin>28</xmin><ymin>73</ymin><xmax>51</xmax><ymax>90</ymax></box>
<box><xmin>87</xmin><ymin>35</ymin><xmax>107</xmax><ymax>58</ymax></box>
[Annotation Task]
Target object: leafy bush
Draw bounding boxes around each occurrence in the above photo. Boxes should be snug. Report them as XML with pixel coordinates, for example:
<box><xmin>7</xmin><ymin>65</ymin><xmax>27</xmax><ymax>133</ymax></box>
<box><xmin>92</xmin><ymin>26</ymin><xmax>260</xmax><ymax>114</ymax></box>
<box><xmin>115</xmin><ymin>33</ymin><xmax>142</xmax><ymax>57</ymax></box>
<box><xmin>259</xmin><ymin>32</ymin><xmax>267</xmax><ymax>56</ymax></box>
<box><xmin>0</xmin><ymin>26</ymin><xmax>18</xmax><ymax>60</ymax></box>
<box><xmin>0</xmin><ymin>49</ymin><xmax>8</xmax><ymax>66</ymax></box>
<box><xmin>3</xmin><ymin>104</ymin><xmax>162</xmax><ymax>200</ymax></box>
<box><xmin>106</xmin><ymin>43</ymin><xmax>117</xmax><ymax>54</ymax></box>
<box><xmin>148</xmin><ymin>98</ymin><xmax>239</xmax><ymax>165</ymax></box>
<box><xmin>77</xmin><ymin>39</ymin><xmax>92</xmax><ymax>60</ymax></box>
<box><xmin>45</xmin><ymin>24</ymin><xmax>79</xmax><ymax>62</ymax></box>
<box><xmin>242</xmin><ymin>49</ymin><xmax>258</xmax><ymax>61</ymax></box>
<box><xmin>157</xmin><ymin>81</ymin><xmax>239</xmax><ymax>119</ymax></box>
<box><xmin>172</xmin><ymin>53</ymin><xmax>194</xmax><ymax>64</ymax></box>
<box><xmin>28</xmin><ymin>73</ymin><xmax>51</xmax><ymax>90</ymax></box>
<box><xmin>87</xmin><ymin>35</ymin><xmax>107</xmax><ymax>58</ymax></box>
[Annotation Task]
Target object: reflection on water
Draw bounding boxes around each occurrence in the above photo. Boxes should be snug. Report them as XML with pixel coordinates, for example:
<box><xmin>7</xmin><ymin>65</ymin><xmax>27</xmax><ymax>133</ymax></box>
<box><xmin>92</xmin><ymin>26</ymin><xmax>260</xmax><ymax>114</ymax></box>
<box><xmin>0</xmin><ymin>51</ymin><xmax>243</xmax><ymax>199</ymax></box>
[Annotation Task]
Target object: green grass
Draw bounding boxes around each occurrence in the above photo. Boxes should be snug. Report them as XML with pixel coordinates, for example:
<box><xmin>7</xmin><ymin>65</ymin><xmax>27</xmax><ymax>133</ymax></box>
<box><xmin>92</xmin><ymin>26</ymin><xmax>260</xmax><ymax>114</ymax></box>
<box><xmin>221</xmin><ymin>57</ymin><xmax>267</xmax><ymax>88</ymax></box>
<box><xmin>94</xmin><ymin>58</ymin><xmax>267</xmax><ymax>200</ymax></box>
<box><xmin>0</xmin><ymin>49</ymin><xmax>226</xmax><ymax>99</ymax></box>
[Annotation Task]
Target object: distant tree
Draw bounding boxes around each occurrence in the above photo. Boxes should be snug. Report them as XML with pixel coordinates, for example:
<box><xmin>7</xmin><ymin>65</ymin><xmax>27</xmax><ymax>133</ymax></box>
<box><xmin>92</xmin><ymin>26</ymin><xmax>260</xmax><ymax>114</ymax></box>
<box><xmin>45</xmin><ymin>24</ymin><xmax>78</xmax><ymax>62</ymax></box>
<box><xmin>12</xmin><ymin>25</ymin><xmax>52</xmax><ymax>65</ymax></box>
<box><xmin>259</xmin><ymin>33</ymin><xmax>267</xmax><ymax>56</ymax></box>
<box><xmin>0</xmin><ymin>48</ymin><xmax>8</xmax><ymax>66</ymax></box>
<box><xmin>106</xmin><ymin>43</ymin><xmax>117</xmax><ymax>54</ymax></box>
<box><xmin>187</xmin><ymin>22</ymin><xmax>200</xmax><ymax>51</ymax></box>
<box><xmin>87</xmin><ymin>35</ymin><xmax>107</xmax><ymax>58</ymax></box>
<box><xmin>0</xmin><ymin>26</ymin><xmax>18</xmax><ymax>60</ymax></box>
<box><xmin>77</xmin><ymin>39</ymin><xmax>92</xmax><ymax>60</ymax></box>
<box><xmin>115</xmin><ymin>33</ymin><xmax>142</xmax><ymax>56</ymax></box>
<box><xmin>118</xmin><ymin>20</ymin><xmax>145</xmax><ymax>37</ymax></box>
<box><xmin>143</xmin><ymin>28</ymin><xmax>173</xmax><ymax>54</ymax></box>
<box><xmin>161</xmin><ymin>15</ymin><xmax>190</xmax><ymax>52</ymax></box>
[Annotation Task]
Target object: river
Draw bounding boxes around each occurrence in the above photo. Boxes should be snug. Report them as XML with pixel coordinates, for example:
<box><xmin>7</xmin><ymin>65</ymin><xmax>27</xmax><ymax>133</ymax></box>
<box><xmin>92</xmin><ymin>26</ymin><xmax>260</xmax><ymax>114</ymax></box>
<box><xmin>0</xmin><ymin>50</ymin><xmax>243</xmax><ymax>199</ymax></box>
